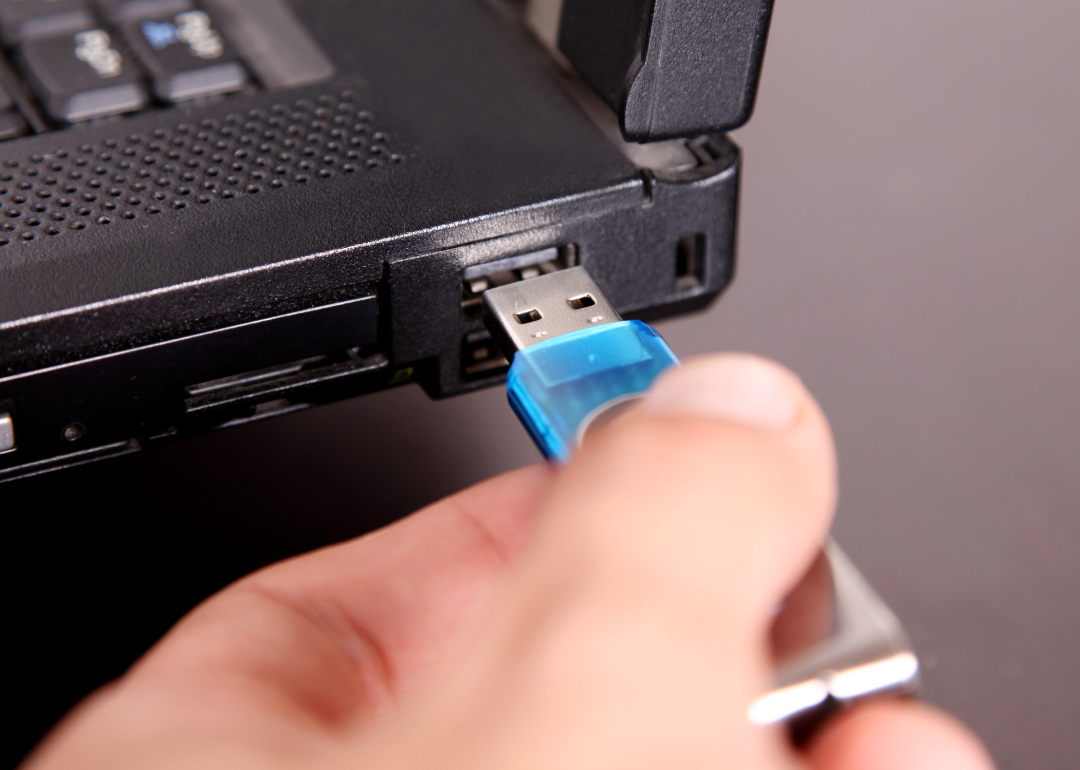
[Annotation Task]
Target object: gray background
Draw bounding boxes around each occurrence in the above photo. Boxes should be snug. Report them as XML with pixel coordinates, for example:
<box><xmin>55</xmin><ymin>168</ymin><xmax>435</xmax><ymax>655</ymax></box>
<box><xmin>9</xmin><ymin>0</ymin><xmax>1078</xmax><ymax>767</ymax></box>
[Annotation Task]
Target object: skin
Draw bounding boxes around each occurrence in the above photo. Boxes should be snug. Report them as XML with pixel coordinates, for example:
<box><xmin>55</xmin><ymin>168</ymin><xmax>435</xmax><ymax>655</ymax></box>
<box><xmin>22</xmin><ymin>354</ymin><xmax>995</xmax><ymax>770</ymax></box>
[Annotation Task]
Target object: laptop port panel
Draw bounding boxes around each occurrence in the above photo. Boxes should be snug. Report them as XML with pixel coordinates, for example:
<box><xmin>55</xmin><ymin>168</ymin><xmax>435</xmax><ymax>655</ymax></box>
<box><xmin>0</xmin><ymin>293</ymin><xmax>382</xmax><ymax>479</ymax></box>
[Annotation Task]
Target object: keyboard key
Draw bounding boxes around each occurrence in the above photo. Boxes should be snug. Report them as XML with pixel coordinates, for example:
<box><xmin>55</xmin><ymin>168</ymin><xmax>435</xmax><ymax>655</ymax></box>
<box><xmin>97</xmin><ymin>0</ymin><xmax>192</xmax><ymax>23</ymax></box>
<box><xmin>123</xmin><ymin>9</ymin><xmax>247</xmax><ymax>102</ymax></box>
<box><xmin>202</xmin><ymin>0</ymin><xmax>334</xmax><ymax>89</ymax></box>
<box><xmin>0</xmin><ymin>0</ymin><xmax>94</xmax><ymax>45</ymax></box>
<box><xmin>123</xmin><ymin>9</ymin><xmax>247</xmax><ymax>103</ymax></box>
<box><xmin>0</xmin><ymin>80</ymin><xmax>26</xmax><ymax>140</ymax></box>
<box><xmin>18</xmin><ymin>28</ymin><xmax>149</xmax><ymax>122</ymax></box>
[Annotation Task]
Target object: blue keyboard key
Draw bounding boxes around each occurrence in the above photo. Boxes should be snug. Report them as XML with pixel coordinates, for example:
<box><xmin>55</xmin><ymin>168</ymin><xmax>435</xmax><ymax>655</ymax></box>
<box><xmin>123</xmin><ymin>9</ymin><xmax>247</xmax><ymax>102</ymax></box>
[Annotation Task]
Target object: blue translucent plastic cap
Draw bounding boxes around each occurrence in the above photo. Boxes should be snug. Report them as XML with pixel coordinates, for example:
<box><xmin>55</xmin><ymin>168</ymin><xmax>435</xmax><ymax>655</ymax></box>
<box><xmin>506</xmin><ymin>320</ymin><xmax>680</xmax><ymax>462</ymax></box>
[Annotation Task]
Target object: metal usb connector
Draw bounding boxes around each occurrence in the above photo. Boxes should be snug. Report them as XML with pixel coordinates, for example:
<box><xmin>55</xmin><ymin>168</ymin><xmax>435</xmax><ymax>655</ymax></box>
<box><xmin>482</xmin><ymin>266</ymin><xmax>622</xmax><ymax>358</ymax></box>
<box><xmin>480</xmin><ymin>265</ymin><xmax>676</xmax><ymax>462</ymax></box>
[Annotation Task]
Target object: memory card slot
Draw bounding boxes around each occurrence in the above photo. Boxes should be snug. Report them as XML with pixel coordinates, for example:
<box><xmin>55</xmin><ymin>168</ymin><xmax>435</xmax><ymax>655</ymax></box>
<box><xmin>186</xmin><ymin>355</ymin><xmax>333</xmax><ymax>397</ymax></box>
<box><xmin>183</xmin><ymin>348</ymin><xmax>385</xmax><ymax>415</ymax></box>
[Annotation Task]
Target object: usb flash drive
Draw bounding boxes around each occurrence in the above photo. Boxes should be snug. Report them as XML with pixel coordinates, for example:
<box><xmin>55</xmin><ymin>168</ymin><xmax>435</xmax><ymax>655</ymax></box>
<box><xmin>482</xmin><ymin>266</ymin><xmax>679</xmax><ymax>462</ymax></box>
<box><xmin>482</xmin><ymin>266</ymin><xmax>921</xmax><ymax>736</ymax></box>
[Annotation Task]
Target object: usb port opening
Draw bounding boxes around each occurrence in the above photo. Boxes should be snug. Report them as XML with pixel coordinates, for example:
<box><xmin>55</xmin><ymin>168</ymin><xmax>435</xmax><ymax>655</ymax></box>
<box><xmin>461</xmin><ymin>245</ymin><xmax>576</xmax><ymax>316</ymax></box>
<box><xmin>461</xmin><ymin>330</ymin><xmax>509</xmax><ymax>380</ymax></box>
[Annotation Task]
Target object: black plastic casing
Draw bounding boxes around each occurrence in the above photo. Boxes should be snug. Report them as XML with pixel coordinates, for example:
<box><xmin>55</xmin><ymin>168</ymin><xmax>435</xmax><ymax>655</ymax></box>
<box><xmin>559</xmin><ymin>0</ymin><xmax>774</xmax><ymax>141</ymax></box>
<box><xmin>0</xmin><ymin>0</ymin><xmax>744</xmax><ymax>480</ymax></box>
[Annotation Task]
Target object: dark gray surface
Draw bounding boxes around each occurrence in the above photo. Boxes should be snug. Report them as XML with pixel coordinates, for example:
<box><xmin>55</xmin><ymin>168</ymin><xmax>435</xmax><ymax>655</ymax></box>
<box><xmin>7</xmin><ymin>0</ymin><xmax>1077</xmax><ymax>767</ymax></box>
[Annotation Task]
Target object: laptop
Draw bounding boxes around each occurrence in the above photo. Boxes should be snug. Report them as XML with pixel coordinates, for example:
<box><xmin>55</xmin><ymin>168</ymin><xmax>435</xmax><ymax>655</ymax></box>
<box><xmin>0</xmin><ymin>0</ymin><xmax>767</xmax><ymax>480</ymax></box>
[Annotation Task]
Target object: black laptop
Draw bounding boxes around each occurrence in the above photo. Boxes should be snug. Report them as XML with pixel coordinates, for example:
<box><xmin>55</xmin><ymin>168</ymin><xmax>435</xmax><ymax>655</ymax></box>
<box><xmin>0</xmin><ymin>0</ymin><xmax>771</xmax><ymax>480</ymax></box>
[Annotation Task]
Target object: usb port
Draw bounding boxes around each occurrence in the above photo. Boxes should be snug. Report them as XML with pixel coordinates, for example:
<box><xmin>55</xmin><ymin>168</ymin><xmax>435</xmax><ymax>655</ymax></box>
<box><xmin>461</xmin><ymin>330</ymin><xmax>509</xmax><ymax>380</ymax></box>
<box><xmin>482</xmin><ymin>266</ymin><xmax>621</xmax><ymax>356</ymax></box>
<box><xmin>461</xmin><ymin>246</ymin><xmax>574</xmax><ymax>316</ymax></box>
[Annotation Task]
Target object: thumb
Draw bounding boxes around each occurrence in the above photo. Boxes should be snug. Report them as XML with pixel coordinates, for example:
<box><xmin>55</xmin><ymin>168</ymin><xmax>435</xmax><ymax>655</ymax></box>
<box><xmin>560</xmin><ymin>351</ymin><xmax>837</xmax><ymax>623</ymax></box>
<box><xmin>356</xmin><ymin>353</ymin><xmax>836</xmax><ymax>770</ymax></box>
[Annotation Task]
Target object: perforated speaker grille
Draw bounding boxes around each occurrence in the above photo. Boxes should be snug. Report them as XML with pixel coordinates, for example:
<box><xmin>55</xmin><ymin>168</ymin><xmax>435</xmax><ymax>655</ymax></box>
<box><xmin>0</xmin><ymin>89</ymin><xmax>401</xmax><ymax>247</ymax></box>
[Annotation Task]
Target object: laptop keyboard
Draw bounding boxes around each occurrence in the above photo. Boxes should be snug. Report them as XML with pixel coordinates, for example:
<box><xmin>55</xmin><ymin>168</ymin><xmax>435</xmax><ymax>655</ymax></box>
<box><xmin>0</xmin><ymin>0</ymin><xmax>327</xmax><ymax>139</ymax></box>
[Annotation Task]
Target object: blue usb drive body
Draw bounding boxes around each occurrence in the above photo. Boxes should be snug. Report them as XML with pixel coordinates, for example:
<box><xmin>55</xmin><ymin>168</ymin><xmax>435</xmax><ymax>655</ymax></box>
<box><xmin>482</xmin><ymin>267</ymin><xmax>679</xmax><ymax>462</ymax></box>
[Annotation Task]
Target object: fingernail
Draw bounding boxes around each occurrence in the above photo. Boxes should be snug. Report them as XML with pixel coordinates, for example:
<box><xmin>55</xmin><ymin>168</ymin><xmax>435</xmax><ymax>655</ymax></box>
<box><xmin>642</xmin><ymin>354</ymin><xmax>802</xmax><ymax>431</ymax></box>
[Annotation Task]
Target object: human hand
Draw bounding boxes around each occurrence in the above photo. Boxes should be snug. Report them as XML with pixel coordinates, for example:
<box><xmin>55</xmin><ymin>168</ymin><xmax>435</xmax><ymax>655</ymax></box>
<box><xmin>24</xmin><ymin>354</ymin><xmax>994</xmax><ymax>770</ymax></box>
